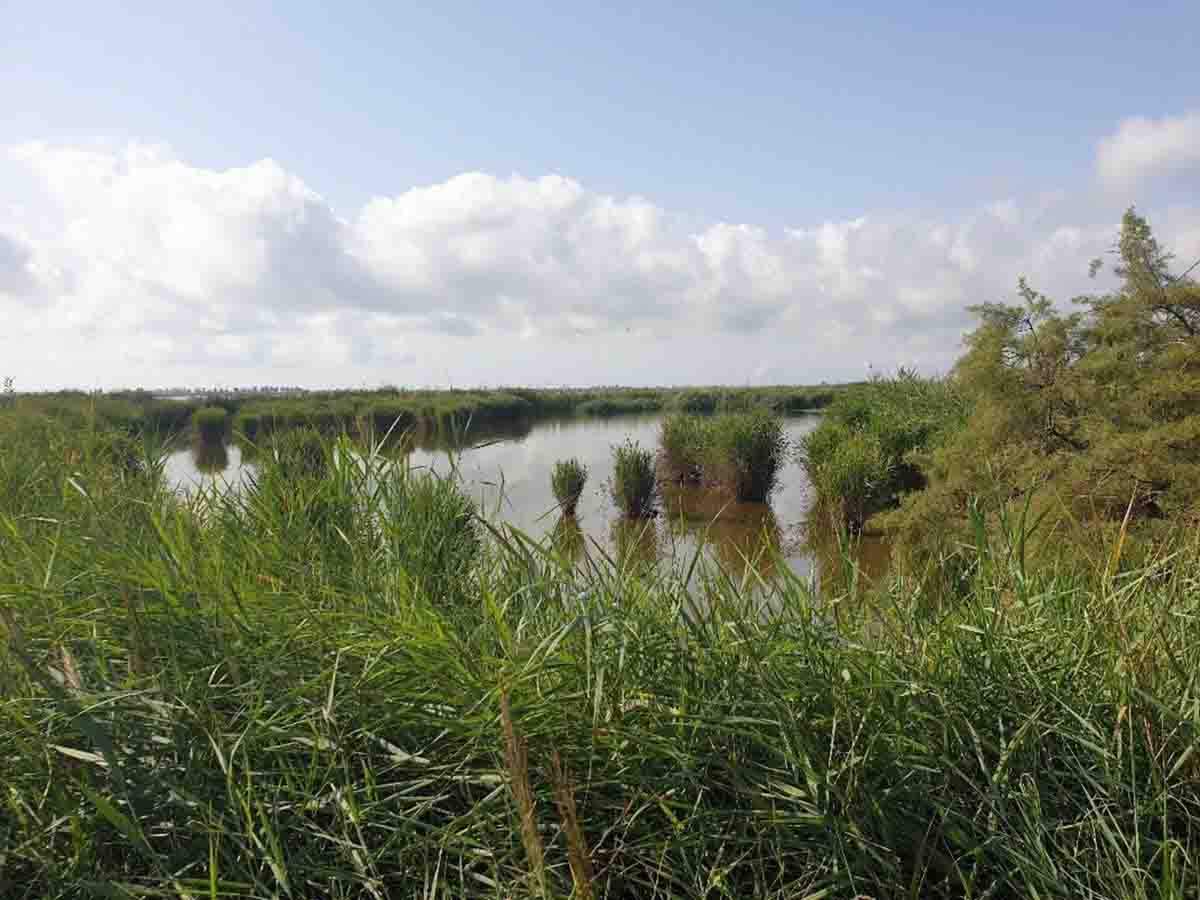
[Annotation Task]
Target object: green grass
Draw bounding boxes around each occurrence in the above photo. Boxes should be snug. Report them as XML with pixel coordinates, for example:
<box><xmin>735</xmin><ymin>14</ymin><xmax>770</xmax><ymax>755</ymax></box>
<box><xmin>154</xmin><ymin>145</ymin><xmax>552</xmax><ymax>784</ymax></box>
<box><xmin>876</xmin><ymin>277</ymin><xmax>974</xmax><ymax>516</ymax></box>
<box><xmin>658</xmin><ymin>413</ymin><xmax>711</xmax><ymax>482</ymax></box>
<box><xmin>705</xmin><ymin>410</ymin><xmax>787</xmax><ymax>502</ymax></box>
<box><xmin>800</xmin><ymin>371</ymin><xmax>969</xmax><ymax>530</ymax></box>
<box><xmin>4</xmin><ymin>414</ymin><xmax>1200</xmax><ymax>897</ymax></box>
<box><xmin>2</xmin><ymin>385</ymin><xmax>846</xmax><ymax>450</ymax></box>
<box><xmin>658</xmin><ymin>410</ymin><xmax>787</xmax><ymax>501</ymax></box>
<box><xmin>550</xmin><ymin>458</ymin><xmax>588</xmax><ymax>516</ymax></box>
<box><xmin>611</xmin><ymin>439</ymin><xmax>657</xmax><ymax>518</ymax></box>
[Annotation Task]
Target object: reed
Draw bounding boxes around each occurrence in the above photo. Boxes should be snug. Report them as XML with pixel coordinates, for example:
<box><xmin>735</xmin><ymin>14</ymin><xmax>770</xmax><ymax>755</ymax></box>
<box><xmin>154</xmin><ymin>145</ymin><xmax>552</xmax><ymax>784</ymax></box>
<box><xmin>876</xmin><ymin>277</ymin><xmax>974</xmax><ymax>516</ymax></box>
<box><xmin>191</xmin><ymin>405</ymin><xmax>228</xmax><ymax>442</ymax></box>
<box><xmin>705</xmin><ymin>409</ymin><xmax>787</xmax><ymax>501</ymax></box>
<box><xmin>550</xmin><ymin>457</ymin><xmax>588</xmax><ymax>516</ymax></box>
<box><xmin>5</xmin><ymin>414</ymin><xmax>1198</xmax><ymax>898</ymax></box>
<box><xmin>657</xmin><ymin>413</ymin><xmax>710</xmax><ymax>482</ymax></box>
<box><xmin>610</xmin><ymin>439</ymin><xmax>657</xmax><ymax>518</ymax></box>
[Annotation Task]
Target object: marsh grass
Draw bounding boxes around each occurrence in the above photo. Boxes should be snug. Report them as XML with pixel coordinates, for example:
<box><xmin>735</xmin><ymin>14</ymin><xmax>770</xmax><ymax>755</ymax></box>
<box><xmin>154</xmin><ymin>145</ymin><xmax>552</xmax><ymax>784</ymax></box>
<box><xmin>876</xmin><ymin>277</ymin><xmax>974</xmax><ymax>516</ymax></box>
<box><xmin>800</xmin><ymin>372</ymin><xmax>967</xmax><ymax>531</ymax></box>
<box><xmin>233</xmin><ymin>410</ymin><xmax>260</xmax><ymax>442</ymax></box>
<box><xmin>611</xmin><ymin>439</ymin><xmax>657</xmax><ymax>518</ymax></box>
<box><xmin>3</xmin><ymin>416</ymin><xmax>1200</xmax><ymax>898</ymax></box>
<box><xmin>191</xmin><ymin>405</ymin><xmax>228</xmax><ymax>442</ymax></box>
<box><xmin>659</xmin><ymin>411</ymin><xmax>786</xmax><ymax>501</ymax></box>
<box><xmin>705</xmin><ymin>410</ymin><xmax>787</xmax><ymax>501</ymax></box>
<box><xmin>658</xmin><ymin>413</ymin><xmax>710</xmax><ymax>482</ymax></box>
<box><xmin>550</xmin><ymin>457</ymin><xmax>588</xmax><ymax>516</ymax></box>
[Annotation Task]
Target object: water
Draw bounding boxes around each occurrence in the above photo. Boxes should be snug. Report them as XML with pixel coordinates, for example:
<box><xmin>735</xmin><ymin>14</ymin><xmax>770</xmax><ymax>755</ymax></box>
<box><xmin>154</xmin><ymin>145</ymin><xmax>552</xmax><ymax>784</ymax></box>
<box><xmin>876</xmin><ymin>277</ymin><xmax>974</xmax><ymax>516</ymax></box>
<box><xmin>163</xmin><ymin>439</ymin><xmax>255</xmax><ymax>492</ymax></box>
<box><xmin>164</xmin><ymin>414</ymin><xmax>835</xmax><ymax>580</ymax></box>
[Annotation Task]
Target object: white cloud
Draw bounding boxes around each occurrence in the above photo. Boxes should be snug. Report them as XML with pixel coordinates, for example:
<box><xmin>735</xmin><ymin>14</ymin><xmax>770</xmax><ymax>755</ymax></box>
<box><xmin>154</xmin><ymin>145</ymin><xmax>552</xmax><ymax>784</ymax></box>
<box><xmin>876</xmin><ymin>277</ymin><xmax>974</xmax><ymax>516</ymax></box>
<box><xmin>1097</xmin><ymin>111</ymin><xmax>1200</xmax><ymax>187</ymax></box>
<box><xmin>0</xmin><ymin>229</ymin><xmax>37</xmax><ymax>297</ymax></box>
<box><xmin>2</xmin><ymin>138</ymin><xmax>1193</xmax><ymax>389</ymax></box>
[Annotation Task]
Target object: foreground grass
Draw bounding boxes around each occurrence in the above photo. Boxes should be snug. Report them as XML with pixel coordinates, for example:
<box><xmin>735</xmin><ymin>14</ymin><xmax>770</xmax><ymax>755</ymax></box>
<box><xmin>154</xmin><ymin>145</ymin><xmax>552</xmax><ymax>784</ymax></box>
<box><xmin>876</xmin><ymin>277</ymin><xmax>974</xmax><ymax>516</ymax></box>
<box><xmin>2</xmin><ymin>418</ymin><xmax>1200</xmax><ymax>898</ymax></box>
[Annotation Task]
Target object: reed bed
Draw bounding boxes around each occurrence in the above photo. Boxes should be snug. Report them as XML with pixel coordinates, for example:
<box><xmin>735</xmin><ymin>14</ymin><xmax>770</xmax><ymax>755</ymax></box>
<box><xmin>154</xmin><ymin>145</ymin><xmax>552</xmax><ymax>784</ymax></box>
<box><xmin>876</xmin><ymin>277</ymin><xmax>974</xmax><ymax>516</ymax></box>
<box><xmin>2</xmin><ymin>416</ymin><xmax>1199</xmax><ymax>899</ymax></box>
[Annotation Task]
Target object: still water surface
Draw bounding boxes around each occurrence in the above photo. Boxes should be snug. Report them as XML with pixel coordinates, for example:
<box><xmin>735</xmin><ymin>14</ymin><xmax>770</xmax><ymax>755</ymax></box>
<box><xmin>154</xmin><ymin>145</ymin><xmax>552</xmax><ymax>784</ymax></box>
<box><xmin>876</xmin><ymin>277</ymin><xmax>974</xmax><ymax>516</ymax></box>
<box><xmin>164</xmin><ymin>414</ymin><xmax>859</xmax><ymax>582</ymax></box>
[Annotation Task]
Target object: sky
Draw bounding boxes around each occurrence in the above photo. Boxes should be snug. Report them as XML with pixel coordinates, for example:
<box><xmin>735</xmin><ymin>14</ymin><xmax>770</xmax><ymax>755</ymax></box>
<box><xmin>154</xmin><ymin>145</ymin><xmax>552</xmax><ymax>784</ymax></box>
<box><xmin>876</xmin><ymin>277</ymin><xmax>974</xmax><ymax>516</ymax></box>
<box><xmin>2</xmin><ymin>1</ymin><xmax>1199</xmax><ymax>390</ymax></box>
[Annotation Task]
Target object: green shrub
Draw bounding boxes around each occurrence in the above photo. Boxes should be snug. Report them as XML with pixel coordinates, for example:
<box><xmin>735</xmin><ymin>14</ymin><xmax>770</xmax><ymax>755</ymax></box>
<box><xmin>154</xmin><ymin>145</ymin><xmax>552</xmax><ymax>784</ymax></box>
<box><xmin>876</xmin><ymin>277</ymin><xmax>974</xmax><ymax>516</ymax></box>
<box><xmin>192</xmin><ymin>406</ymin><xmax>228</xmax><ymax>442</ymax></box>
<box><xmin>550</xmin><ymin>458</ymin><xmax>588</xmax><ymax>515</ymax></box>
<box><xmin>658</xmin><ymin>413</ymin><xmax>710</xmax><ymax>482</ymax></box>
<box><xmin>800</xmin><ymin>423</ymin><xmax>890</xmax><ymax>531</ymax></box>
<box><xmin>706</xmin><ymin>410</ymin><xmax>787</xmax><ymax>502</ymax></box>
<box><xmin>611</xmin><ymin>439</ymin><xmax>657</xmax><ymax>518</ymax></box>
<box><xmin>800</xmin><ymin>372</ymin><xmax>968</xmax><ymax>529</ymax></box>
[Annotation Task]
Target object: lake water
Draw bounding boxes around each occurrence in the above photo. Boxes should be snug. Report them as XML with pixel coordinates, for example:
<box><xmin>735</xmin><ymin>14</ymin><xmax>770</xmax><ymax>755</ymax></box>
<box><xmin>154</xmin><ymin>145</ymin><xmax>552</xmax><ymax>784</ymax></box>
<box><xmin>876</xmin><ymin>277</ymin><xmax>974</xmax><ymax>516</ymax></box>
<box><xmin>164</xmin><ymin>414</ymin><xmax>854</xmax><ymax>582</ymax></box>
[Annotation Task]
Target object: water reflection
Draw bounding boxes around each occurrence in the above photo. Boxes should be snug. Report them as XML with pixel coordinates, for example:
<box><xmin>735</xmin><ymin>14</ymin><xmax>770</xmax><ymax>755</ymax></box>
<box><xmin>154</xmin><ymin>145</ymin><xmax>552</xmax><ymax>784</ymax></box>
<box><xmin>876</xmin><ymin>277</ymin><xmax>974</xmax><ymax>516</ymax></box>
<box><xmin>611</xmin><ymin>518</ymin><xmax>660</xmax><ymax>571</ymax></box>
<box><xmin>660</xmin><ymin>482</ymin><xmax>784</xmax><ymax>574</ymax></box>
<box><xmin>192</xmin><ymin>439</ymin><xmax>229</xmax><ymax>473</ymax></box>
<box><xmin>551</xmin><ymin>515</ymin><xmax>587</xmax><ymax>564</ymax></box>
<box><xmin>164</xmin><ymin>440</ymin><xmax>252</xmax><ymax>492</ymax></box>
<box><xmin>803</xmin><ymin>521</ymin><xmax>893</xmax><ymax>595</ymax></box>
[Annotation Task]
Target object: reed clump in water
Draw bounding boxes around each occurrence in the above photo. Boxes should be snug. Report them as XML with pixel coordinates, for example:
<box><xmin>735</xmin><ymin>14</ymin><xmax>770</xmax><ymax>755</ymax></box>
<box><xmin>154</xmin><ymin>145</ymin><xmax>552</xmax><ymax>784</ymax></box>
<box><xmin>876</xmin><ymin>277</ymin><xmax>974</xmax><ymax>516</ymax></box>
<box><xmin>704</xmin><ymin>409</ymin><xmax>786</xmax><ymax>502</ymax></box>
<box><xmin>657</xmin><ymin>413</ymin><xmax>710</xmax><ymax>483</ymax></box>
<box><xmin>658</xmin><ymin>409</ymin><xmax>786</xmax><ymax>502</ymax></box>
<box><xmin>192</xmin><ymin>405</ymin><xmax>228</xmax><ymax>442</ymax></box>
<box><xmin>550</xmin><ymin>458</ymin><xmax>588</xmax><ymax>516</ymax></box>
<box><xmin>611</xmin><ymin>439</ymin><xmax>657</xmax><ymax>518</ymax></box>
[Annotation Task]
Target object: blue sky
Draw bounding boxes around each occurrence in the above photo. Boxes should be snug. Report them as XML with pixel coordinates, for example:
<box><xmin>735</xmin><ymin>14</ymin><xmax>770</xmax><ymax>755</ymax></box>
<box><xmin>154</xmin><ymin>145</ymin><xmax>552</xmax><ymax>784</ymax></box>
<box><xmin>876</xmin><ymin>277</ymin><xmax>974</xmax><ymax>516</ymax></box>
<box><xmin>2</xmin><ymin>1</ymin><xmax>1199</xmax><ymax>388</ymax></box>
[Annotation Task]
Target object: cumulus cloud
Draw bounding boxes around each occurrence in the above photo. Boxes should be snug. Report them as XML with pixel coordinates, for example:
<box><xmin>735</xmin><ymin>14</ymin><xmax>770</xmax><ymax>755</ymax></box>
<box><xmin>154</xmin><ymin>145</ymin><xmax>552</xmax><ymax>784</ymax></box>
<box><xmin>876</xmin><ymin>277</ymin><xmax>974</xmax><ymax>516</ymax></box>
<box><xmin>1097</xmin><ymin>110</ymin><xmax>1200</xmax><ymax>187</ymax></box>
<box><xmin>0</xmin><ymin>230</ymin><xmax>37</xmax><ymax>297</ymax></box>
<box><xmin>1</xmin><ymin>137</ymin><xmax>1192</xmax><ymax>389</ymax></box>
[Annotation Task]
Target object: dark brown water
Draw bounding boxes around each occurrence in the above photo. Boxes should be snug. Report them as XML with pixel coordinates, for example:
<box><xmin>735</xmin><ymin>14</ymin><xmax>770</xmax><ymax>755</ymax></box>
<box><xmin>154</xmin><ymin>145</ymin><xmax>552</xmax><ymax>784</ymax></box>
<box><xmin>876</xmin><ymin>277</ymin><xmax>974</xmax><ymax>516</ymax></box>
<box><xmin>163</xmin><ymin>414</ymin><xmax>873</xmax><ymax>581</ymax></box>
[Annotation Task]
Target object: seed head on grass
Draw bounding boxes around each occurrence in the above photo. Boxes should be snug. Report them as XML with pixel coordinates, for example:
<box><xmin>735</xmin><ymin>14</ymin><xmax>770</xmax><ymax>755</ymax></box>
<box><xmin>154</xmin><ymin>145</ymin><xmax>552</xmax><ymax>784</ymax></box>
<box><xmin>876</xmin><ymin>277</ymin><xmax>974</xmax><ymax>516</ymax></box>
<box><xmin>551</xmin><ymin>458</ymin><xmax>588</xmax><ymax>516</ymax></box>
<box><xmin>611</xmin><ymin>439</ymin><xmax>656</xmax><ymax>518</ymax></box>
<box><xmin>500</xmin><ymin>691</ymin><xmax>547</xmax><ymax>897</ymax></box>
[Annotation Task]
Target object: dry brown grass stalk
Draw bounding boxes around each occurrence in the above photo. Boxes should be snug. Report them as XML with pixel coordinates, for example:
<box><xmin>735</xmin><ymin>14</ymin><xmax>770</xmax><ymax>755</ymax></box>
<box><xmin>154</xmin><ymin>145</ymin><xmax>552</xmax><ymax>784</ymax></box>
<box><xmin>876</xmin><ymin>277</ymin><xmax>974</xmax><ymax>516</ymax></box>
<box><xmin>501</xmin><ymin>690</ymin><xmax>548</xmax><ymax>897</ymax></box>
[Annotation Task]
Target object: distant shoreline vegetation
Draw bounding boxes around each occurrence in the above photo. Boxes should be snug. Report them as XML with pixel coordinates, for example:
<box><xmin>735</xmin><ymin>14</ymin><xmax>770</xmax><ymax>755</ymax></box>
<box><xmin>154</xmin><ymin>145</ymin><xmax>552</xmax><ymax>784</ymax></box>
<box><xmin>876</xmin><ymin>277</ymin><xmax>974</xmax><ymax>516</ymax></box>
<box><xmin>0</xmin><ymin>384</ymin><xmax>845</xmax><ymax>440</ymax></box>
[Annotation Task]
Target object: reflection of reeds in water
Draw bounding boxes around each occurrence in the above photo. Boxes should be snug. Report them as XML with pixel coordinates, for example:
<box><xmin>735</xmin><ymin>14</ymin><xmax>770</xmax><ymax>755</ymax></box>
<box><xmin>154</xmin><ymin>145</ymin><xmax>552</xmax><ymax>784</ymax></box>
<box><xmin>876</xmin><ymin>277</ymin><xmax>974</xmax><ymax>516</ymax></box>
<box><xmin>660</xmin><ymin>482</ymin><xmax>782</xmax><ymax>580</ymax></box>
<box><xmin>552</xmin><ymin>514</ymin><xmax>587</xmax><ymax>565</ymax></box>
<box><xmin>802</xmin><ymin>514</ymin><xmax>892</xmax><ymax>596</ymax></box>
<box><xmin>409</xmin><ymin>417</ymin><xmax>535</xmax><ymax>453</ymax></box>
<box><xmin>192</xmin><ymin>439</ymin><xmax>229</xmax><ymax>474</ymax></box>
<box><xmin>610</xmin><ymin>517</ymin><xmax>660</xmax><ymax>571</ymax></box>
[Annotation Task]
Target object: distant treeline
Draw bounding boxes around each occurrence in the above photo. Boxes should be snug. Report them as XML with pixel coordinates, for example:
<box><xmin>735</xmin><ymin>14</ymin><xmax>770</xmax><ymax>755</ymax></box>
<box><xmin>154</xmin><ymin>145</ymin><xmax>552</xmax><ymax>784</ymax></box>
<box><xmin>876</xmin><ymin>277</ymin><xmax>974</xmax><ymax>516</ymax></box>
<box><xmin>1</xmin><ymin>384</ymin><xmax>847</xmax><ymax>439</ymax></box>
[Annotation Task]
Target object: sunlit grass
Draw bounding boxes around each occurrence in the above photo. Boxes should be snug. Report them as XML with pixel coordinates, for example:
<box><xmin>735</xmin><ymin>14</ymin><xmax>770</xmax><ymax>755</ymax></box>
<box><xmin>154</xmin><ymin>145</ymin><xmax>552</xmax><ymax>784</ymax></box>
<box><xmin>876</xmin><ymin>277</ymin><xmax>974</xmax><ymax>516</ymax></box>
<box><xmin>551</xmin><ymin>457</ymin><xmax>588</xmax><ymax>516</ymax></box>
<box><xmin>3</xmin><ymin>415</ymin><xmax>1199</xmax><ymax>898</ymax></box>
<box><xmin>611</xmin><ymin>439</ymin><xmax>657</xmax><ymax>518</ymax></box>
